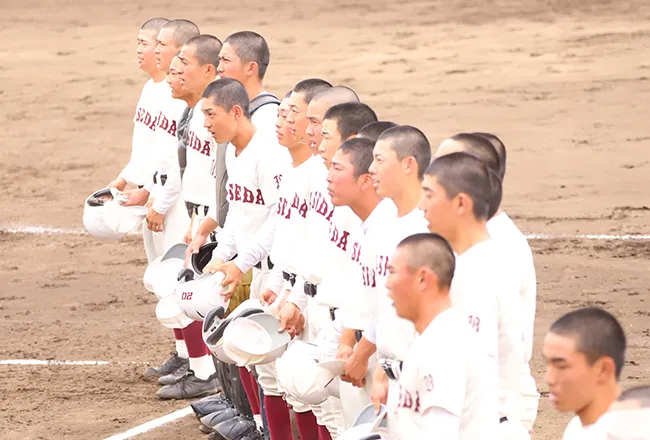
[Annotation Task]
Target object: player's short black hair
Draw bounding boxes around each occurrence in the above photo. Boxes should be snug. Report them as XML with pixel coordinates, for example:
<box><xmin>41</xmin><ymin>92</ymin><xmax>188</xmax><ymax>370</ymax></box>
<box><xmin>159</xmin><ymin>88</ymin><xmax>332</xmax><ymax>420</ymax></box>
<box><xmin>224</xmin><ymin>31</ymin><xmax>271</xmax><ymax>80</ymax></box>
<box><xmin>162</xmin><ymin>19</ymin><xmax>200</xmax><ymax>47</ymax></box>
<box><xmin>425</xmin><ymin>152</ymin><xmax>502</xmax><ymax>220</ymax></box>
<box><xmin>312</xmin><ymin>86</ymin><xmax>360</xmax><ymax>107</ymax></box>
<box><xmin>293</xmin><ymin>78</ymin><xmax>333</xmax><ymax>104</ymax></box>
<box><xmin>397</xmin><ymin>233</ymin><xmax>456</xmax><ymax>290</ymax></box>
<box><xmin>202</xmin><ymin>78</ymin><xmax>250</xmax><ymax>117</ymax></box>
<box><xmin>473</xmin><ymin>132</ymin><xmax>507</xmax><ymax>180</ymax></box>
<box><xmin>619</xmin><ymin>385</ymin><xmax>650</xmax><ymax>406</ymax></box>
<box><xmin>185</xmin><ymin>35</ymin><xmax>223</xmax><ymax>68</ymax></box>
<box><xmin>283</xmin><ymin>90</ymin><xmax>292</xmax><ymax>99</ymax></box>
<box><xmin>141</xmin><ymin>18</ymin><xmax>169</xmax><ymax>33</ymax></box>
<box><xmin>448</xmin><ymin>133</ymin><xmax>501</xmax><ymax>177</ymax></box>
<box><xmin>377</xmin><ymin>125</ymin><xmax>431</xmax><ymax>181</ymax></box>
<box><xmin>550</xmin><ymin>307</ymin><xmax>626</xmax><ymax>379</ymax></box>
<box><xmin>324</xmin><ymin>103</ymin><xmax>378</xmax><ymax>141</ymax></box>
<box><xmin>338</xmin><ymin>137</ymin><xmax>375</xmax><ymax>178</ymax></box>
<box><xmin>357</xmin><ymin>121</ymin><xmax>398</xmax><ymax>144</ymax></box>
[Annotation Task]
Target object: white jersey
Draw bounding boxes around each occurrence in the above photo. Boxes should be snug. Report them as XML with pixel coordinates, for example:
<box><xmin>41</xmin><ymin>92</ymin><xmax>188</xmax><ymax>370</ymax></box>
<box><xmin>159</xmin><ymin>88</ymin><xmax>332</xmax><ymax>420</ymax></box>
<box><xmin>370</xmin><ymin>208</ymin><xmax>429</xmax><ymax>361</ymax></box>
<box><xmin>119</xmin><ymin>78</ymin><xmax>161</xmax><ymax>186</ymax></box>
<box><xmin>562</xmin><ymin>416</ymin><xmax>607</xmax><ymax>440</ymax></box>
<box><xmin>450</xmin><ymin>239</ymin><xmax>524</xmax><ymax>421</ymax></box>
<box><xmin>212</xmin><ymin>130</ymin><xmax>291</xmax><ymax>272</ymax></box>
<box><xmin>264</xmin><ymin>158</ymin><xmax>312</xmax><ymax>294</ymax></box>
<box><xmin>395</xmin><ymin>309</ymin><xmax>499</xmax><ymax>440</ymax></box>
<box><xmin>181</xmin><ymin>102</ymin><xmax>216</xmax><ymax>207</ymax></box>
<box><xmin>145</xmin><ymin>82</ymin><xmax>187</xmax><ymax>215</ymax></box>
<box><xmin>251</xmin><ymin>93</ymin><xmax>279</xmax><ymax>133</ymax></box>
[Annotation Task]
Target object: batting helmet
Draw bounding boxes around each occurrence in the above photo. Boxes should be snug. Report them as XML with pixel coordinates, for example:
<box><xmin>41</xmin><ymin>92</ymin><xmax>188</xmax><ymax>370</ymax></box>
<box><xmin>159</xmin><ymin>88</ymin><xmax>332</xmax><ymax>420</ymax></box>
<box><xmin>175</xmin><ymin>268</ymin><xmax>230</xmax><ymax>321</ymax></box>
<box><xmin>221</xmin><ymin>313</ymin><xmax>290</xmax><ymax>366</ymax></box>
<box><xmin>143</xmin><ymin>243</ymin><xmax>188</xmax><ymax>299</ymax></box>
<box><xmin>191</xmin><ymin>242</ymin><xmax>219</xmax><ymax>274</ymax></box>
<box><xmin>83</xmin><ymin>188</ymin><xmax>147</xmax><ymax>239</ymax></box>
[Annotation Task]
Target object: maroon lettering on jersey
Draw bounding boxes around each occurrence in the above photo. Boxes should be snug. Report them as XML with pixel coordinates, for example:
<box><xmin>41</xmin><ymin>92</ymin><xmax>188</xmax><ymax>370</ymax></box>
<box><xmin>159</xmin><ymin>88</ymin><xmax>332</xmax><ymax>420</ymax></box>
<box><xmin>228</xmin><ymin>183</ymin><xmax>234</xmax><ymax>200</ymax></box>
<box><xmin>397</xmin><ymin>386</ymin><xmax>422</xmax><ymax>413</ymax></box>
<box><xmin>255</xmin><ymin>189</ymin><xmax>265</xmax><ymax>205</ymax></box>
<box><xmin>274</xmin><ymin>175</ymin><xmax>282</xmax><ymax>190</ymax></box>
<box><xmin>169</xmin><ymin>120</ymin><xmax>177</xmax><ymax>137</ymax></box>
<box><xmin>376</xmin><ymin>254</ymin><xmax>389</xmax><ymax>278</ymax></box>
<box><xmin>243</xmin><ymin>187</ymin><xmax>255</xmax><ymax>204</ymax></box>
<box><xmin>361</xmin><ymin>265</ymin><xmax>375</xmax><ymax>287</ymax></box>
<box><xmin>468</xmin><ymin>315</ymin><xmax>481</xmax><ymax>333</ymax></box>
<box><xmin>298</xmin><ymin>200</ymin><xmax>308</xmax><ymax>218</ymax></box>
<box><xmin>234</xmin><ymin>184</ymin><xmax>242</xmax><ymax>201</ymax></box>
<box><xmin>351</xmin><ymin>242</ymin><xmax>361</xmax><ymax>262</ymax></box>
<box><xmin>291</xmin><ymin>194</ymin><xmax>299</xmax><ymax>210</ymax></box>
<box><xmin>336</xmin><ymin>231</ymin><xmax>349</xmax><ymax>251</ymax></box>
<box><xmin>200</xmin><ymin>140</ymin><xmax>210</xmax><ymax>156</ymax></box>
<box><xmin>158</xmin><ymin>113</ymin><xmax>170</xmax><ymax>132</ymax></box>
<box><xmin>277</xmin><ymin>197</ymin><xmax>291</xmax><ymax>219</ymax></box>
<box><xmin>329</xmin><ymin>224</ymin><xmax>339</xmax><ymax>244</ymax></box>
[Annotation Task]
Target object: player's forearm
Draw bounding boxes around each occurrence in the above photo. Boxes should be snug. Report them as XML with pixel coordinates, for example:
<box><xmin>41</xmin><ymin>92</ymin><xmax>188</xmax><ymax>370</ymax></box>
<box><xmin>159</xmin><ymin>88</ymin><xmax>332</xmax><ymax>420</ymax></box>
<box><xmin>339</xmin><ymin>328</ymin><xmax>358</xmax><ymax>350</ymax></box>
<box><xmin>355</xmin><ymin>336</ymin><xmax>376</xmax><ymax>360</ymax></box>
<box><xmin>196</xmin><ymin>216</ymin><xmax>218</xmax><ymax>237</ymax></box>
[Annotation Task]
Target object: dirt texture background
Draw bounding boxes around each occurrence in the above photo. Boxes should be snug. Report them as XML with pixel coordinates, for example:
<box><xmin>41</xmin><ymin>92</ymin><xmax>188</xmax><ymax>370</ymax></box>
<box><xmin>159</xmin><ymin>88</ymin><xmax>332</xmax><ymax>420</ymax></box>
<box><xmin>0</xmin><ymin>0</ymin><xmax>649</xmax><ymax>438</ymax></box>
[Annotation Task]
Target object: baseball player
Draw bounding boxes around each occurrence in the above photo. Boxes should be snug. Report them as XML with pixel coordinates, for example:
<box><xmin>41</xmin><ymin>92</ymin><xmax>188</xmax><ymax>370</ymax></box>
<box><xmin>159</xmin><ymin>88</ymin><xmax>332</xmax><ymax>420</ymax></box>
<box><xmin>154</xmin><ymin>35</ymin><xmax>225</xmax><ymax>401</ymax></box>
<box><xmin>435</xmin><ymin>132</ymin><xmax>540</xmax><ymax>431</ymax></box>
<box><xmin>305</xmin><ymin>86</ymin><xmax>360</xmax><ymax>153</ymax></box>
<box><xmin>542</xmin><ymin>307</ymin><xmax>626</xmax><ymax>440</ymax></box>
<box><xmin>107</xmin><ymin>17</ymin><xmax>169</xmax><ymax>192</ymax></box>
<box><xmin>388</xmin><ymin>233</ymin><xmax>499</xmax><ymax>439</ymax></box>
<box><xmin>599</xmin><ymin>385</ymin><xmax>650</xmax><ymax>439</ymax></box>
<box><xmin>420</xmin><ymin>152</ymin><xmax>527</xmax><ymax>438</ymax></box>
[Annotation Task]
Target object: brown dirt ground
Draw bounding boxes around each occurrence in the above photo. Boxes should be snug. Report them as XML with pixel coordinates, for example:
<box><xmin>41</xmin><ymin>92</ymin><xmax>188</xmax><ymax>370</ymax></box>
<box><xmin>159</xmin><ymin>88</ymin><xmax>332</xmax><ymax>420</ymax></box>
<box><xmin>1</xmin><ymin>0</ymin><xmax>649</xmax><ymax>438</ymax></box>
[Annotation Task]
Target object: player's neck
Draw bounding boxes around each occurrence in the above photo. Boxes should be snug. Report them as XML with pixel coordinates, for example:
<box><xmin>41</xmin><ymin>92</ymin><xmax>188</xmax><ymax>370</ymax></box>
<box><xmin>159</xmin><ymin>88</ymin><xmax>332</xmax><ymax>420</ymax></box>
<box><xmin>414</xmin><ymin>298</ymin><xmax>451</xmax><ymax>334</ymax></box>
<box><xmin>187</xmin><ymin>80</ymin><xmax>214</xmax><ymax>107</ymax></box>
<box><xmin>151</xmin><ymin>70</ymin><xmax>166</xmax><ymax>82</ymax></box>
<box><xmin>289</xmin><ymin>145</ymin><xmax>312</xmax><ymax>167</ymax></box>
<box><xmin>350</xmin><ymin>194</ymin><xmax>381</xmax><ymax>222</ymax></box>
<box><xmin>449</xmin><ymin>222</ymin><xmax>490</xmax><ymax>256</ymax></box>
<box><xmin>391</xmin><ymin>182</ymin><xmax>422</xmax><ymax>217</ymax></box>
<box><xmin>231</xmin><ymin>121</ymin><xmax>256</xmax><ymax>154</ymax></box>
<box><xmin>246</xmin><ymin>81</ymin><xmax>265</xmax><ymax>100</ymax></box>
<box><xmin>577</xmin><ymin>384</ymin><xmax>618</xmax><ymax>426</ymax></box>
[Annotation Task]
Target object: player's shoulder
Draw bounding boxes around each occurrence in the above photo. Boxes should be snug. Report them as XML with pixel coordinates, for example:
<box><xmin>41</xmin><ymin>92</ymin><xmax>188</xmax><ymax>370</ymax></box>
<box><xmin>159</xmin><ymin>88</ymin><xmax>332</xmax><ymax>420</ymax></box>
<box><xmin>487</xmin><ymin>212</ymin><xmax>527</xmax><ymax>242</ymax></box>
<box><xmin>251</xmin><ymin>101</ymin><xmax>279</xmax><ymax>131</ymax></box>
<box><xmin>562</xmin><ymin>416</ymin><xmax>585</xmax><ymax>440</ymax></box>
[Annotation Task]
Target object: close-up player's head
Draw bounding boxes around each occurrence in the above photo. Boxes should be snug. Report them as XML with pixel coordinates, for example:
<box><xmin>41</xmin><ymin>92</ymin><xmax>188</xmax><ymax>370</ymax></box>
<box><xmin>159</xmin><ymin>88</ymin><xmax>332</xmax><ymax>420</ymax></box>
<box><xmin>356</xmin><ymin>121</ymin><xmax>398</xmax><ymax>144</ymax></box>
<box><xmin>369</xmin><ymin>125</ymin><xmax>431</xmax><ymax>199</ymax></box>
<box><xmin>319</xmin><ymin>102</ymin><xmax>378</xmax><ymax>169</ymax></box>
<box><xmin>420</xmin><ymin>152</ymin><xmax>502</xmax><ymax>241</ymax></box>
<box><xmin>201</xmin><ymin>78</ymin><xmax>251</xmax><ymax>144</ymax></box>
<box><xmin>275</xmin><ymin>91</ymin><xmax>296</xmax><ymax>148</ymax></box>
<box><xmin>473</xmin><ymin>132</ymin><xmax>507</xmax><ymax>181</ymax></box>
<box><xmin>155</xmin><ymin>19</ymin><xmax>200</xmax><ymax>73</ymax></box>
<box><xmin>543</xmin><ymin>307</ymin><xmax>625</xmax><ymax>418</ymax></box>
<box><xmin>287</xmin><ymin>78</ymin><xmax>332</xmax><ymax>148</ymax></box>
<box><xmin>137</xmin><ymin>18</ymin><xmax>168</xmax><ymax>75</ymax></box>
<box><xmin>435</xmin><ymin>133</ymin><xmax>502</xmax><ymax>218</ymax></box>
<box><xmin>178</xmin><ymin>35</ymin><xmax>222</xmax><ymax>96</ymax></box>
<box><xmin>601</xmin><ymin>385</ymin><xmax>650</xmax><ymax>439</ymax></box>
<box><xmin>387</xmin><ymin>233</ymin><xmax>455</xmax><ymax>325</ymax></box>
<box><xmin>167</xmin><ymin>54</ymin><xmax>190</xmax><ymax>101</ymax></box>
<box><xmin>326</xmin><ymin>137</ymin><xmax>376</xmax><ymax>207</ymax></box>
<box><xmin>306</xmin><ymin>86</ymin><xmax>360</xmax><ymax>152</ymax></box>
<box><xmin>218</xmin><ymin>31</ymin><xmax>270</xmax><ymax>86</ymax></box>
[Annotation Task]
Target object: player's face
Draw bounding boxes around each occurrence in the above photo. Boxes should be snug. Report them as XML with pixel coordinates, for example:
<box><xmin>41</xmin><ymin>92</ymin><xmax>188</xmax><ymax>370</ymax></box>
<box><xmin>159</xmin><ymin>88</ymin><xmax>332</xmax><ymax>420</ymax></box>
<box><xmin>202</xmin><ymin>97</ymin><xmax>238</xmax><ymax>144</ymax></box>
<box><xmin>167</xmin><ymin>57</ymin><xmax>186</xmax><ymax>100</ymax></box>
<box><xmin>136</xmin><ymin>29</ymin><xmax>158</xmax><ymax>74</ymax></box>
<box><xmin>217</xmin><ymin>43</ymin><xmax>247</xmax><ymax>83</ymax></box>
<box><xmin>319</xmin><ymin>118</ymin><xmax>344</xmax><ymax>169</ymax></box>
<box><xmin>155</xmin><ymin>28</ymin><xmax>179</xmax><ymax>73</ymax></box>
<box><xmin>287</xmin><ymin>91</ymin><xmax>310</xmax><ymax>148</ymax></box>
<box><xmin>179</xmin><ymin>45</ymin><xmax>210</xmax><ymax>94</ymax></box>
<box><xmin>434</xmin><ymin>138</ymin><xmax>463</xmax><ymax>158</ymax></box>
<box><xmin>543</xmin><ymin>332</ymin><xmax>600</xmax><ymax>413</ymax></box>
<box><xmin>275</xmin><ymin>98</ymin><xmax>295</xmax><ymax>148</ymax></box>
<box><xmin>419</xmin><ymin>175</ymin><xmax>457</xmax><ymax>240</ymax></box>
<box><xmin>369</xmin><ymin>140</ymin><xmax>402</xmax><ymax>198</ymax></box>
<box><xmin>306</xmin><ymin>99</ymin><xmax>328</xmax><ymax>152</ymax></box>
<box><xmin>327</xmin><ymin>150</ymin><xmax>363</xmax><ymax>207</ymax></box>
<box><xmin>386</xmin><ymin>248</ymin><xmax>418</xmax><ymax>322</ymax></box>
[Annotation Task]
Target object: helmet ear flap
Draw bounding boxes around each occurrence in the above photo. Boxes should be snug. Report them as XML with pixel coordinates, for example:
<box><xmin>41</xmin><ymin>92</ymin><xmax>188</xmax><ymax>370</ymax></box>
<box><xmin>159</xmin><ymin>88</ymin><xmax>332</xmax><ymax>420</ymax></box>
<box><xmin>86</xmin><ymin>188</ymin><xmax>114</xmax><ymax>207</ymax></box>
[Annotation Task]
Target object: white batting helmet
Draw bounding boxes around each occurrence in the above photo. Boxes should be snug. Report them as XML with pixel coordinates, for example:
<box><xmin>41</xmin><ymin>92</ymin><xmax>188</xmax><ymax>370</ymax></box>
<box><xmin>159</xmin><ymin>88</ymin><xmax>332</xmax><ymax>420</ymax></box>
<box><xmin>143</xmin><ymin>243</ymin><xmax>187</xmax><ymax>299</ymax></box>
<box><xmin>155</xmin><ymin>294</ymin><xmax>193</xmax><ymax>329</ymax></box>
<box><xmin>338</xmin><ymin>404</ymin><xmax>388</xmax><ymax>440</ymax></box>
<box><xmin>175</xmin><ymin>269</ymin><xmax>230</xmax><ymax>322</ymax></box>
<box><xmin>83</xmin><ymin>188</ymin><xmax>147</xmax><ymax>239</ymax></box>
<box><xmin>221</xmin><ymin>313</ymin><xmax>291</xmax><ymax>366</ymax></box>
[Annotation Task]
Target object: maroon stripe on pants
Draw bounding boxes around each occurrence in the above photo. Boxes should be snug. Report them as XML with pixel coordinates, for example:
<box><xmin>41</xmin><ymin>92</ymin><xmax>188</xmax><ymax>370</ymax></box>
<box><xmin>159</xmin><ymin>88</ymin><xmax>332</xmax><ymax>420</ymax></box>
<box><xmin>180</xmin><ymin>320</ymin><xmax>210</xmax><ymax>357</ymax></box>
<box><xmin>264</xmin><ymin>395</ymin><xmax>293</xmax><ymax>440</ymax></box>
<box><xmin>238</xmin><ymin>367</ymin><xmax>261</xmax><ymax>415</ymax></box>
<box><xmin>295</xmin><ymin>410</ymin><xmax>319</xmax><ymax>440</ymax></box>
<box><xmin>173</xmin><ymin>328</ymin><xmax>183</xmax><ymax>340</ymax></box>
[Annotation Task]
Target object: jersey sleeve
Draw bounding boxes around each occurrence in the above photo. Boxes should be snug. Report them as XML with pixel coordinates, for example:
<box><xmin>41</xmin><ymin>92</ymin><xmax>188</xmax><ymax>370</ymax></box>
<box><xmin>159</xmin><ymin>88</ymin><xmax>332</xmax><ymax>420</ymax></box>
<box><xmin>211</xmin><ymin>206</ymin><xmax>238</xmax><ymax>263</ymax></box>
<box><xmin>232</xmin><ymin>206</ymin><xmax>277</xmax><ymax>274</ymax></box>
<box><xmin>151</xmin><ymin>169</ymin><xmax>182</xmax><ymax>215</ymax></box>
<box><xmin>416</xmin><ymin>407</ymin><xmax>460</xmax><ymax>439</ymax></box>
<box><xmin>416</xmin><ymin>347</ymin><xmax>467</xmax><ymax>417</ymax></box>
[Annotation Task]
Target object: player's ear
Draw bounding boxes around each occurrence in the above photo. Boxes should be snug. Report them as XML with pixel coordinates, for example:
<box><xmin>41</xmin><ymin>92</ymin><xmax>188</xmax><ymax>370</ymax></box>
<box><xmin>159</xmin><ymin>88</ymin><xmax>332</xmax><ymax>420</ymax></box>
<box><xmin>456</xmin><ymin>192</ymin><xmax>471</xmax><ymax>217</ymax></box>
<box><xmin>245</xmin><ymin>61</ymin><xmax>257</xmax><ymax>78</ymax></box>
<box><xmin>595</xmin><ymin>356</ymin><xmax>616</xmax><ymax>383</ymax></box>
<box><xmin>359</xmin><ymin>173</ymin><xmax>374</xmax><ymax>189</ymax></box>
<box><xmin>402</xmin><ymin>156</ymin><xmax>417</xmax><ymax>176</ymax></box>
<box><xmin>206</xmin><ymin>63</ymin><xmax>217</xmax><ymax>77</ymax></box>
<box><xmin>231</xmin><ymin>104</ymin><xmax>244</xmax><ymax>120</ymax></box>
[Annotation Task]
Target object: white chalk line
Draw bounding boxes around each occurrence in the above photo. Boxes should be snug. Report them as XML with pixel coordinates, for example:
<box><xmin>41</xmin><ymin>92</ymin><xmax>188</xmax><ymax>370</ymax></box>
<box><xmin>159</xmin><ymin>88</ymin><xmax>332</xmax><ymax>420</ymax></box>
<box><xmin>2</xmin><ymin>225</ymin><xmax>649</xmax><ymax>241</ymax></box>
<box><xmin>0</xmin><ymin>359</ymin><xmax>148</xmax><ymax>366</ymax></box>
<box><xmin>103</xmin><ymin>406</ymin><xmax>193</xmax><ymax>440</ymax></box>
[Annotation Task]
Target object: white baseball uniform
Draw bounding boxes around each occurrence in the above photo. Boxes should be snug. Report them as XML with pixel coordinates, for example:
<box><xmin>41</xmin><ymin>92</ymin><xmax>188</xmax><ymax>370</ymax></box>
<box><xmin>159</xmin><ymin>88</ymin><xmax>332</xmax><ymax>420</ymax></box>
<box><xmin>119</xmin><ymin>78</ymin><xmax>161</xmax><ymax>187</ymax></box>
<box><xmin>142</xmin><ymin>82</ymin><xmax>190</xmax><ymax>261</ymax></box>
<box><xmin>561</xmin><ymin>416</ymin><xmax>607</xmax><ymax>440</ymax></box>
<box><xmin>449</xmin><ymin>238</ymin><xmax>526</xmax><ymax>436</ymax></box>
<box><xmin>487</xmin><ymin>211</ymin><xmax>539</xmax><ymax>430</ymax></box>
<box><xmin>395</xmin><ymin>308</ymin><xmax>500</xmax><ymax>440</ymax></box>
<box><xmin>181</xmin><ymin>101</ymin><xmax>217</xmax><ymax>238</ymax></box>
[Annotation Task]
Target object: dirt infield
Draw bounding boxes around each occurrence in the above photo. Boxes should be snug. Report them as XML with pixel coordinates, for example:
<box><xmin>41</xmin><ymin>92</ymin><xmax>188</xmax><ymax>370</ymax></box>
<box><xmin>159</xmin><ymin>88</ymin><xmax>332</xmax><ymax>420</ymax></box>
<box><xmin>1</xmin><ymin>0</ymin><xmax>649</xmax><ymax>438</ymax></box>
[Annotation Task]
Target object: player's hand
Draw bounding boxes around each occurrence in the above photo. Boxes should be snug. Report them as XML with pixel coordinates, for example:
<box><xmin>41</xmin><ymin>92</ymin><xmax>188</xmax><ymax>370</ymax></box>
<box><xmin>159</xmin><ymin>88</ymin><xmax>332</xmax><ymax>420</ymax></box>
<box><xmin>207</xmin><ymin>261</ymin><xmax>243</xmax><ymax>300</ymax></box>
<box><xmin>182</xmin><ymin>224</ymin><xmax>194</xmax><ymax>245</ymax></box>
<box><xmin>146</xmin><ymin>208</ymin><xmax>165</xmax><ymax>232</ymax></box>
<box><xmin>259</xmin><ymin>288</ymin><xmax>278</xmax><ymax>306</ymax></box>
<box><xmin>121</xmin><ymin>188</ymin><xmax>149</xmax><ymax>207</ymax></box>
<box><xmin>343</xmin><ymin>350</ymin><xmax>369</xmax><ymax>388</ymax></box>
<box><xmin>277</xmin><ymin>302</ymin><xmax>301</xmax><ymax>337</ymax></box>
<box><xmin>145</xmin><ymin>197</ymin><xmax>154</xmax><ymax>209</ymax></box>
<box><xmin>202</xmin><ymin>258</ymin><xmax>224</xmax><ymax>274</ymax></box>
<box><xmin>336</xmin><ymin>344</ymin><xmax>354</xmax><ymax>361</ymax></box>
<box><xmin>107</xmin><ymin>177</ymin><xmax>127</xmax><ymax>192</ymax></box>
<box><xmin>371</xmin><ymin>367</ymin><xmax>389</xmax><ymax>414</ymax></box>
<box><xmin>295</xmin><ymin>314</ymin><xmax>306</xmax><ymax>336</ymax></box>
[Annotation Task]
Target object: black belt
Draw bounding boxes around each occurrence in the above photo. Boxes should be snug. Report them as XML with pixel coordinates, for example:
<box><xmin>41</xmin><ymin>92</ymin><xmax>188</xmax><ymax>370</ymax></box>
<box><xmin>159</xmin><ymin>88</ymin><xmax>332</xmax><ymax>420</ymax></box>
<box><xmin>304</xmin><ymin>281</ymin><xmax>318</xmax><ymax>298</ymax></box>
<box><xmin>185</xmin><ymin>202</ymin><xmax>209</xmax><ymax>218</ymax></box>
<box><xmin>354</xmin><ymin>330</ymin><xmax>363</xmax><ymax>343</ymax></box>
<box><xmin>329</xmin><ymin>308</ymin><xmax>337</xmax><ymax>321</ymax></box>
<box><xmin>500</xmin><ymin>417</ymin><xmax>508</xmax><ymax>424</ymax></box>
<box><xmin>153</xmin><ymin>172</ymin><xmax>167</xmax><ymax>186</ymax></box>
<box><xmin>282</xmin><ymin>271</ymin><xmax>296</xmax><ymax>287</ymax></box>
<box><xmin>254</xmin><ymin>257</ymin><xmax>274</xmax><ymax>270</ymax></box>
<box><xmin>137</xmin><ymin>185</ymin><xmax>144</xmax><ymax>189</ymax></box>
